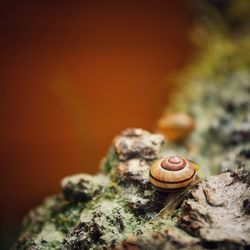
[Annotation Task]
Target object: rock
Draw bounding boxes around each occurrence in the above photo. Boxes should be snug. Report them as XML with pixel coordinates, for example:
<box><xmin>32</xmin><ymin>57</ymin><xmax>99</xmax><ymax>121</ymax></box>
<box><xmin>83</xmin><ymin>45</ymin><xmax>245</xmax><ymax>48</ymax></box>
<box><xmin>116</xmin><ymin>159</ymin><xmax>151</xmax><ymax>185</ymax></box>
<box><xmin>116</xmin><ymin>228</ymin><xmax>202</xmax><ymax>250</ymax></box>
<box><xmin>125</xmin><ymin>189</ymin><xmax>167</xmax><ymax>218</ymax></box>
<box><xmin>104</xmin><ymin>128</ymin><xmax>165</xmax><ymax>186</ymax></box>
<box><xmin>61</xmin><ymin>174</ymin><xmax>109</xmax><ymax>202</ymax></box>
<box><xmin>180</xmin><ymin>169</ymin><xmax>250</xmax><ymax>246</ymax></box>
<box><xmin>113</xmin><ymin>128</ymin><xmax>165</xmax><ymax>162</ymax></box>
<box><xmin>61</xmin><ymin>201</ymin><xmax>139</xmax><ymax>250</ymax></box>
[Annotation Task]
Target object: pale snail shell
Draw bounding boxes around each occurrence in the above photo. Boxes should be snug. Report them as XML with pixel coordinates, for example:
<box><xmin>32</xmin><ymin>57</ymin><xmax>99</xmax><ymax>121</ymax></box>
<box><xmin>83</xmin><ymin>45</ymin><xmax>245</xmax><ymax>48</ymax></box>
<box><xmin>156</xmin><ymin>113</ymin><xmax>195</xmax><ymax>142</ymax></box>
<box><xmin>149</xmin><ymin>156</ymin><xmax>199</xmax><ymax>191</ymax></box>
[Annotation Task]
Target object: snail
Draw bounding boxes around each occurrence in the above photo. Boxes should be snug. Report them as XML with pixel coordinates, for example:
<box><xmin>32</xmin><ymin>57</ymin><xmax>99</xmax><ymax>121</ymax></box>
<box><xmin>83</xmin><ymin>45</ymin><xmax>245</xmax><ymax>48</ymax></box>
<box><xmin>156</xmin><ymin>113</ymin><xmax>195</xmax><ymax>142</ymax></box>
<box><xmin>149</xmin><ymin>156</ymin><xmax>199</xmax><ymax>191</ymax></box>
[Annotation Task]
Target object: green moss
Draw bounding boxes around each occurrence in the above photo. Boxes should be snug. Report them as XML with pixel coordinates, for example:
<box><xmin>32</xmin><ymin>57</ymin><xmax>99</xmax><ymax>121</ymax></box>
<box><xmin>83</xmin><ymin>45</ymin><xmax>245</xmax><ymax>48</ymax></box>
<box><xmin>50</xmin><ymin>201</ymin><xmax>85</xmax><ymax>234</ymax></box>
<box><xmin>101</xmin><ymin>148</ymin><xmax>119</xmax><ymax>174</ymax></box>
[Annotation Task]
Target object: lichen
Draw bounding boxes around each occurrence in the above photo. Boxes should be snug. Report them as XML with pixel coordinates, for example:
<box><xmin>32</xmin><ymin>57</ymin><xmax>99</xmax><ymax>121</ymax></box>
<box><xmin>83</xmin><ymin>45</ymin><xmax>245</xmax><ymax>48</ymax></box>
<box><xmin>61</xmin><ymin>174</ymin><xmax>109</xmax><ymax>202</ymax></box>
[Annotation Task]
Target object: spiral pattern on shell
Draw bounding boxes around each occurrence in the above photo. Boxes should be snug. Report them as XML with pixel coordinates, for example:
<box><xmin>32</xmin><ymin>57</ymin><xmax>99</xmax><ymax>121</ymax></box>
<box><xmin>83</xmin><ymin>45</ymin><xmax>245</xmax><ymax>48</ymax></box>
<box><xmin>149</xmin><ymin>156</ymin><xmax>198</xmax><ymax>191</ymax></box>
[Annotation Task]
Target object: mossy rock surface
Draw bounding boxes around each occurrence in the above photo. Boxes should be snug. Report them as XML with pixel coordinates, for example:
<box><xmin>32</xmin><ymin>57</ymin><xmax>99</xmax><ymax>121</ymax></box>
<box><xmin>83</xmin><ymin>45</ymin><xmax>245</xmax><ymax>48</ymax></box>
<box><xmin>13</xmin><ymin>127</ymin><xmax>250</xmax><ymax>250</ymax></box>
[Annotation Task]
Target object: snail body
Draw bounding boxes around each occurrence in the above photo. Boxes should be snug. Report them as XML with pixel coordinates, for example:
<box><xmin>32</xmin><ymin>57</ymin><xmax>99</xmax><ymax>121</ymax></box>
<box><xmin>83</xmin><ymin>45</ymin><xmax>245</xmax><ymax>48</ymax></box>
<box><xmin>149</xmin><ymin>156</ymin><xmax>198</xmax><ymax>191</ymax></box>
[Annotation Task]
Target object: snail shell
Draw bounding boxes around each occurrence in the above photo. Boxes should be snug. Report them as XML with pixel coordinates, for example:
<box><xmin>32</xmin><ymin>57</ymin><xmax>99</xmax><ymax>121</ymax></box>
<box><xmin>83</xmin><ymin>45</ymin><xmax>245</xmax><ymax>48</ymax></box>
<box><xmin>149</xmin><ymin>156</ymin><xmax>198</xmax><ymax>191</ymax></box>
<box><xmin>156</xmin><ymin>113</ymin><xmax>195</xmax><ymax>142</ymax></box>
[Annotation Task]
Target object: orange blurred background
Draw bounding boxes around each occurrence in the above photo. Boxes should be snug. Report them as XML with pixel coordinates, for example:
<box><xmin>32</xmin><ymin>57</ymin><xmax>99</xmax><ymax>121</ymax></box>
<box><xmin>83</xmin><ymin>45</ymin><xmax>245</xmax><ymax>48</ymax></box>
<box><xmin>0</xmin><ymin>0</ymin><xmax>193</xmax><ymax>247</ymax></box>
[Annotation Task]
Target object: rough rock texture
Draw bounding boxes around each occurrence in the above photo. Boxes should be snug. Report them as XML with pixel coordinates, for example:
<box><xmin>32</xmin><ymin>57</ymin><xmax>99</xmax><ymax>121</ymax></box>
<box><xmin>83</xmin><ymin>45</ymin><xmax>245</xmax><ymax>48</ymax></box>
<box><xmin>61</xmin><ymin>174</ymin><xmax>109</xmax><ymax>203</ymax></box>
<box><xmin>112</xmin><ymin>128</ymin><xmax>164</xmax><ymax>183</ymax></box>
<box><xmin>14</xmin><ymin>129</ymin><xmax>173</xmax><ymax>250</ymax></box>
<box><xmin>181</xmin><ymin>169</ymin><xmax>250</xmax><ymax>246</ymax></box>
<box><xmin>13</xmin><ymin>1</ymin><xmax>250</xmax><ymax>249</ymax></box>
<box><xmin>113</xmin><ymin>128</ymin><xmax>164</xmax><ymax>162</ymax></box>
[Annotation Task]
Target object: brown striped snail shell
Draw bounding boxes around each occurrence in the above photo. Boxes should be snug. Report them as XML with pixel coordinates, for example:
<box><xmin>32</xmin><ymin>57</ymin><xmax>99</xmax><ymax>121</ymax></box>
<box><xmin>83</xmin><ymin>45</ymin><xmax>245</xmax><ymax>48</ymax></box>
<box><xmin>156</xmin><ymin>113</ymin><xmax>195</xmax><ymax>142</ymax></box>
<box><xmin>149</xmin><ymin>156</ymin><xmax>199</xmax><ymax>191</ymax></box>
